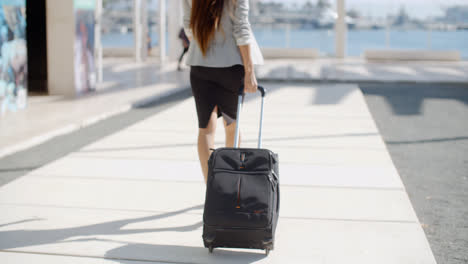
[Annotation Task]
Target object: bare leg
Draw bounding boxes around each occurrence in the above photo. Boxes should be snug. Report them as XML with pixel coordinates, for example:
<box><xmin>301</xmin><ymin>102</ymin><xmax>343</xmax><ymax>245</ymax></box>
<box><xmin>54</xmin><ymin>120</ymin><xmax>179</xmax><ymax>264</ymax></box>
<box><xmin>224</xmin><ymin>119</ymin><xmax>240</xmax><ymax>148</ymax></box>
<box><xmin>198</xmin><ymin>106</ymin><xmax>218</xmax><ymax>183</ymax></box>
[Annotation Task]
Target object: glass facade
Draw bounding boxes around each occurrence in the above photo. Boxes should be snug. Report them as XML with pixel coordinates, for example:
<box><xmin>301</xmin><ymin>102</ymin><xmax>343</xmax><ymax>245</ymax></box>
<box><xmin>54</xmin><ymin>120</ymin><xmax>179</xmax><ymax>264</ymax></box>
<box><xmin>101</xmin><ymin>0</ymin><xmax>168</xmax><ymax>55</ymax></box>
<box><xmin>101</xmin><ymin>0</ymin><xmax>135</xmax><ymax>48</ymax></box>
<box><xmin>0</xmin><ymin>0</ymin><xmax>27</xmax><ymax>116</ymax></box>
<box><xmin>74</xmin><ymin>0</ymin><xmax>96</xmax><ymax>93</ymax></box>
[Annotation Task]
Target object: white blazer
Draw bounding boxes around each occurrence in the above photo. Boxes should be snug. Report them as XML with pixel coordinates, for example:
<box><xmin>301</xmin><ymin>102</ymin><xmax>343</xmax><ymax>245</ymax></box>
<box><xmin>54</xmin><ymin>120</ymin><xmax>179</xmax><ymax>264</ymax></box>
<box><xmin>182</xmin><ymin>0</ymin><xmax>264</xmax><ymax>67</ymax></box>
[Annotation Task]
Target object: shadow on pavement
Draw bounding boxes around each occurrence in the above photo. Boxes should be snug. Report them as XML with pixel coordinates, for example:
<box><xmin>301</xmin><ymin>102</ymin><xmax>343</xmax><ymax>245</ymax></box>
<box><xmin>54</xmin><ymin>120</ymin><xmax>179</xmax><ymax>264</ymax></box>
<box><xmin>0</xmin><ymin>218</ymin><xmax>45</xmax><ymax>228</ymax></box>
<box><xmin>386</xmin><ymin>136</ymin><xmax>468</xmax><ymax>145</ymax></box>
<box><xmin>0</xmin><ymin>88</ymin><xmax>193</xmax><ymax>188</ymax></box>
<box><xmin>104</xmin><ymin>242</ymin><xmax>266</xmax><ymax>264</ymax></box>
<box><xmin>76</xmin><ymin>132</ymin><xmax>379</xmax><ymax>154</ymax></box>
<box><xmin>0</xmin><ymin>204</ymin><xmax>203</xmax><ymax>250</ymax></box>
<box><xmin>0</xmin><ymin>203</ymin><xmax>266</xmax><ymax>263</ymax></box>
<box><xmin>68</xmin><ymin>60</ymin><xmax>189</xmax><ymax>102</ymax></box>
<box><xmin>311</xmin><ymin>83</ymin><xmax>356</xmax><ymax>105</ymax></box>
<box><xmin>360</xmin><ymin>83</ymin><xmax>468</xmax><ymax>116</ymax></box>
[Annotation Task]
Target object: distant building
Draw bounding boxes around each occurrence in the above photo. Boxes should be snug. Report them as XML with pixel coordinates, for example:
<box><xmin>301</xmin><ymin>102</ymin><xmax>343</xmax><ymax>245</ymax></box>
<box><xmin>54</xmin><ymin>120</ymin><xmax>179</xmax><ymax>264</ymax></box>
<box><xmin>441</xmin><ymin>6</ymin><xmax>468</xmax><ymax>24</ymax></box>
<box><xmin>393</xmin><ymin>6</ymin><xmax>411</xmax><ymax>27</ymax></box>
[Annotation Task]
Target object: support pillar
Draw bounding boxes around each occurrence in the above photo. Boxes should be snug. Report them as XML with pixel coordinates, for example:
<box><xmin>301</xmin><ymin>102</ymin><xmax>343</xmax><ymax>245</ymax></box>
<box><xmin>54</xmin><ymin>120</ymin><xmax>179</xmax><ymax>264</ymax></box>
<box><xmin>335</xmin><ymin>0</ymin><xmax>347</xmax><ymax>58</ymax></box>
<box><xmin>46</xmin><ymin>0</ymin><xmax>75</xmax><ymax>96</ymax></box>
<box><xmin>47</xmin><ymin>0</ymin><xmax>97</xmax><ymax>96</ymax></box>
<box><xmin>95</xmin><ymin>0</ymin><xmax>103</xmax><ymax>82</ymax></box>
<box><xmin>134</xmin><ymin>0</ymin><xmax>142</xmax><ymax>62</ymax></box>
<box><xmin>141</xmin><ymin>0</ymin><xmax>148</xmax><ymax>60</ymax></box>
<box><xmin>168</xmin><ymin>0</ymin><xmax>182</xmax><ymax>62</ymax></box>
<box><xmin>159</xmin><ymin>0</ymin><xmax>166</xmax><ymax>64</ymax></box>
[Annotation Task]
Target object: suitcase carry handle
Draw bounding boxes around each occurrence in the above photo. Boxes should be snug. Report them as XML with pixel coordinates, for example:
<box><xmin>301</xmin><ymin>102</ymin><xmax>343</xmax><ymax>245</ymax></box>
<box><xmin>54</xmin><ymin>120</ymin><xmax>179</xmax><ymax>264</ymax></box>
<box><xmin>234</xmin><ymin>85</ymin><xmax>266</xmax><ymax>149</ymax></box>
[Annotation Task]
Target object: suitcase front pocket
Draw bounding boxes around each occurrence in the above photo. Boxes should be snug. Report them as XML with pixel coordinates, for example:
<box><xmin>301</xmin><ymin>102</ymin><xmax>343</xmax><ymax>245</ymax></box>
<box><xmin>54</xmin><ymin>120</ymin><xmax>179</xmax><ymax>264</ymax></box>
<box><xmin>204</xmin><ymin>169</ymin><xmax>274</xmax><ymax>229</ymax></box>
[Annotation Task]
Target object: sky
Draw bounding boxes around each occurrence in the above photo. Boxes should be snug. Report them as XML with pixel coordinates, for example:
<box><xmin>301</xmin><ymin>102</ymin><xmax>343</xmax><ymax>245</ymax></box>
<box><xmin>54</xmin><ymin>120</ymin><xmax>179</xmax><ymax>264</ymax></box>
<box><xmin>266</xmin><ymin>0</ymin><xmax>468</xmax><ymax>19</ymax></box>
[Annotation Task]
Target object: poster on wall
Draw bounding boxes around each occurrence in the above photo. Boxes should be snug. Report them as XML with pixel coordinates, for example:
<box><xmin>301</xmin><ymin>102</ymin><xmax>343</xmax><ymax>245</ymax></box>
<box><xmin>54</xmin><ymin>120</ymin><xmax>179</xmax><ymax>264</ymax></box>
<box><xmin>0</xmin><ymin>0</ymin><xmax>27</xmax><ymax>116</ymax></box>
<box><xmin>74</xmin><ymin>0</ymin><xmax>96</xmax><ymax>94</ymax></box>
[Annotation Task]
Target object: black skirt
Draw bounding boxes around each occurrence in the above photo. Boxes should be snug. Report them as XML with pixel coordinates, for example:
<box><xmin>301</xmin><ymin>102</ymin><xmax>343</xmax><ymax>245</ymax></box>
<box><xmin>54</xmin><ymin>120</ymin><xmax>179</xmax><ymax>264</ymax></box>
<box><xmin>190</xmin><ymin>64</ymin><xmax>245</xmax><ymax>128</ymax></box>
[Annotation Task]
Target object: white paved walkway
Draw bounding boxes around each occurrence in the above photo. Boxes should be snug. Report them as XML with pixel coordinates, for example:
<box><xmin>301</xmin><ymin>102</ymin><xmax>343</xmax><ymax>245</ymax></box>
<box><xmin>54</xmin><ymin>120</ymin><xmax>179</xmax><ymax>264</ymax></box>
<box><xmin>0</xmin><ymin>58</ymin><xmax>189</xmax><ymax>158</ymax></box>
<box><xmin>257</xmin><ymin>59</ymin><xmax>468</xmax><ymax>83</ymax></box>
<box><xmin>0</xmin><ymin>83</ymin><xmax>436</xmax><ymax>263</ymax></box>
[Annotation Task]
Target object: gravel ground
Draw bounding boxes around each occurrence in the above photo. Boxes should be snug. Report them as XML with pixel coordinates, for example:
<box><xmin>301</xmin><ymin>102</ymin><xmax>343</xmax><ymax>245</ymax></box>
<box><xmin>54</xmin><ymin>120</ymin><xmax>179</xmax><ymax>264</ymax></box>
<box><xmin>360</xmin><ymin>83</ymin><xmax>468</xmax><ymax>264</ymax></box>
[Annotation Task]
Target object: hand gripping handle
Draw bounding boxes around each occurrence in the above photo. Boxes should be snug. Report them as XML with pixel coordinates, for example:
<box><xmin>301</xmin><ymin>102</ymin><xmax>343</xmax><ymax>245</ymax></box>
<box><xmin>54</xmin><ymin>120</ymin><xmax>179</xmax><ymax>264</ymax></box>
<box><xmin>234</xmin><ymin>86</ymin><xmax>266</xmax><ymax>149</ymax></box>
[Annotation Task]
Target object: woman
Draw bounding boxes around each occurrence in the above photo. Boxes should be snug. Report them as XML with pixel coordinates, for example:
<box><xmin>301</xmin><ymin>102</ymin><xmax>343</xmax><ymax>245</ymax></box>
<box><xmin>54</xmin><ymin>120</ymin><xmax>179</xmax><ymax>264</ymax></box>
<box><xmin>182</xmin><ymin>0</ymin><xmax>264</xmax><ymax>183</ymax></box>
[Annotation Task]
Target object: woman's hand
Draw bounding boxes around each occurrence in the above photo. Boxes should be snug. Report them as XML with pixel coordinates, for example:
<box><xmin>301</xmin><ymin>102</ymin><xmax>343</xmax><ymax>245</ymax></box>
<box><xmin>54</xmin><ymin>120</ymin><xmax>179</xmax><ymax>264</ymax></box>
<box><xmin>244</xmin><ymin>68</ymin><xmax>258</xmax><ymax>94</ymax></box>
<box><xmin>238</xmin><ymin>45</ymin><xmax>257</xmax><ymax>94</ymax></box>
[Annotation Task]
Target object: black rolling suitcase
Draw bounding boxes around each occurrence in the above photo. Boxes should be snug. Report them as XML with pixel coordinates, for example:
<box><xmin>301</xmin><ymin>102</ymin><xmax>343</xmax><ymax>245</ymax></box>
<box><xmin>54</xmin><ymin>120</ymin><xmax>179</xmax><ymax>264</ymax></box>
<box><xmin>203</xmin><ymin>86</ymin><xmax>280</xmax><ymax>256</ymax></box>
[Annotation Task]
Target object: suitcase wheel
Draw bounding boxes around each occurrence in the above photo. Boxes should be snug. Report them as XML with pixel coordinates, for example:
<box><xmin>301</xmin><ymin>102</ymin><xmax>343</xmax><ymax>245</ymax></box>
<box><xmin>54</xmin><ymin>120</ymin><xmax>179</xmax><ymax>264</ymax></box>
<box><xmin>209</xmin><ymin>246</ymin><xmax>214</xmax><ymax>254</ymax></box>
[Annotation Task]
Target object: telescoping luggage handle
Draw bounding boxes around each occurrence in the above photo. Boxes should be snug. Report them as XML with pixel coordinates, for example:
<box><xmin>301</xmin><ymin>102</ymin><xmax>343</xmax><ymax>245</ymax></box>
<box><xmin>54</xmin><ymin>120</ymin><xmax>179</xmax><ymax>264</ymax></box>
<box><xmin>234</xmin><ymin>85</ymin><xmax>266</xmax><ymax>149</ymax></box>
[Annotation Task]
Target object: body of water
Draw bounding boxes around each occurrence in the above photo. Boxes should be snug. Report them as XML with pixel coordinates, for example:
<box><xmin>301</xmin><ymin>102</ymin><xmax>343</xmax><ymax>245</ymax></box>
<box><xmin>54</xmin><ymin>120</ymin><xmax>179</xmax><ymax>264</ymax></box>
<box><xmin>102</xmin><ymin>29</ymin><xmax>468</xmax><ymax>58</ymax></box>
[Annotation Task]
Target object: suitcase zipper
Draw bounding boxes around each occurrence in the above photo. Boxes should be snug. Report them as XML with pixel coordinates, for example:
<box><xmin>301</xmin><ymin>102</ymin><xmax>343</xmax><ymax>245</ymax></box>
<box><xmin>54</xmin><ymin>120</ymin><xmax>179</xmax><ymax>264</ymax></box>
<box><xmin>212</xmin><ymin>169</ymin><xmax>277</xmax><ymax>189</ymax></box>
<box><xmin>236</xmin><ymin>176</ymin><xmax>241</xmax><ymax>209</ymax></box>
<box><xmin>212</xmin><ymin>169</ymin><xmax>271</xmax><ymax>174</ymax></box>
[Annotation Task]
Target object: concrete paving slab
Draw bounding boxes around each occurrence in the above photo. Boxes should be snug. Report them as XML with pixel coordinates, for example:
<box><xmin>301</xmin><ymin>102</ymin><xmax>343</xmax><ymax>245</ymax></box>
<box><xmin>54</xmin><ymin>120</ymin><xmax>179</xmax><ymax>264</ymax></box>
<box><xmin>71</xmin><ymin>145</ymin><xmax>395</xmax><ymax>166</ymax></box>
<box><xmin>67</xmin><ymin>84</ymin><xmax>394</xmax><ymax>167</ymax></box>
<box><xmin>74</xmin><ymin>129</ymin><xmax>387</xmax><ymax>158</ymax></box>
<box><xmin>0</xmin><ymin>176</ymin><xmax>414</xmax><ymax>221</ymax></box>
<box><xmin>256</xmin><ymin>63</ymin><xmax>289</xmax><ymax>81</ymax></box>
<box><xmin>0</xmin><ymin>252</ymin><xmax>167</xmax><ymax>264</ymax></box>
<box><xmin>0</xmin><ymin>178</ymin><xmax>206</xmax><ymax>214</ymax></box>
<box><xmin>257</xmin><ymin>59</ymin><xmax>468</xmax><ymax>83</ymax></box>
<box><xmin>31</xmin><ymin>157</ymin><xmax>403</xmax><ymax>189</ymax></box>
<box><xmin>32</xmin><ymin>158</ymin><xmax>204</xmax><ymax>182</ymax></box>
<box><xmin>0</xmin><ymin>59</ymin><xmax>190</xmax><ymax>159</ymax></box>
<box><xmin>0</xmin><ymin>82</ymin><xmax>436</xmax><ymax>263</ymax></box>
<box><xmin>0</xmin><ymin>205</ymin><xmax>432</xmax><ymax>264</ymax></box>
<box><xmin>77</xmin><ymin>122</ymin><xmax>384</xmax><ymax>148</ymax></box>
<box><xmin>280</xmin><ymin>164</ymin><xmax>403</xmax><ymax>188</ymax></box>
<box><xmin>99</xmin><ymin>121</ymin><xmax>379</xmax><ymax>156</ymax></box>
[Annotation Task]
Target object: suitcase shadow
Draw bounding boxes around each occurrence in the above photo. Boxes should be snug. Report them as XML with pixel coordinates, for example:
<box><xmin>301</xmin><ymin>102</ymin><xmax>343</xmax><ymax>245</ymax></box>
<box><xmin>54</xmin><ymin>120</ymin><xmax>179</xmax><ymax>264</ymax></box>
<box><xmin>0</xmin><ymin>205</ymin><xmax>205</xmax><ymax>250</ymax></box>
<box><xmin>105</xmin><ymin>242</ymin><xmax>268</xmax><ymax>264</ymax></box>
<box><xmin>0</xmin><ymin>204</ymin><xmax>266</xmax><ymax>262</ymax></box>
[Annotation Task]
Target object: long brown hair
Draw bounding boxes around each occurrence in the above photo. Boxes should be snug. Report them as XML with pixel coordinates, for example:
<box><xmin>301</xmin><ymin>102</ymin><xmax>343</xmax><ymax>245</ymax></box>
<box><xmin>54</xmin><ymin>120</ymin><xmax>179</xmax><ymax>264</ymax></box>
<box><xmin>190</xmin><ymin>0</ymin><xmax>225</xmax><ymax>56</ymax></box>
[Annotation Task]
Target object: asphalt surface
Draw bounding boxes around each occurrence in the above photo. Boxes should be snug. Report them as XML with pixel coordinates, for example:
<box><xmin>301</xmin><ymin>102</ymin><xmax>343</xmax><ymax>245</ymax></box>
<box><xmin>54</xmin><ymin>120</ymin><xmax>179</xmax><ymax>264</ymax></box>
<box><xmin>360</xmin><ymin>83</ymin><xmax>468</xmax><ymax>264</ymax></box>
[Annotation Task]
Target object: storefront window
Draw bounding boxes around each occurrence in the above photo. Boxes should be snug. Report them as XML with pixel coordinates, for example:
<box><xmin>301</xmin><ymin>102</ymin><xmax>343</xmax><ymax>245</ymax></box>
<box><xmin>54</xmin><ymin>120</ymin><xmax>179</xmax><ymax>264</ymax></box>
<box><xmin>0</xmin><ymin>0</ymin><xmax>27</xmax><ymax>115</ymax></box>
<box><xmin>102</xmin><ymin>0</ymin><xmax>134</xmax><ymax>48</ymax></box>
